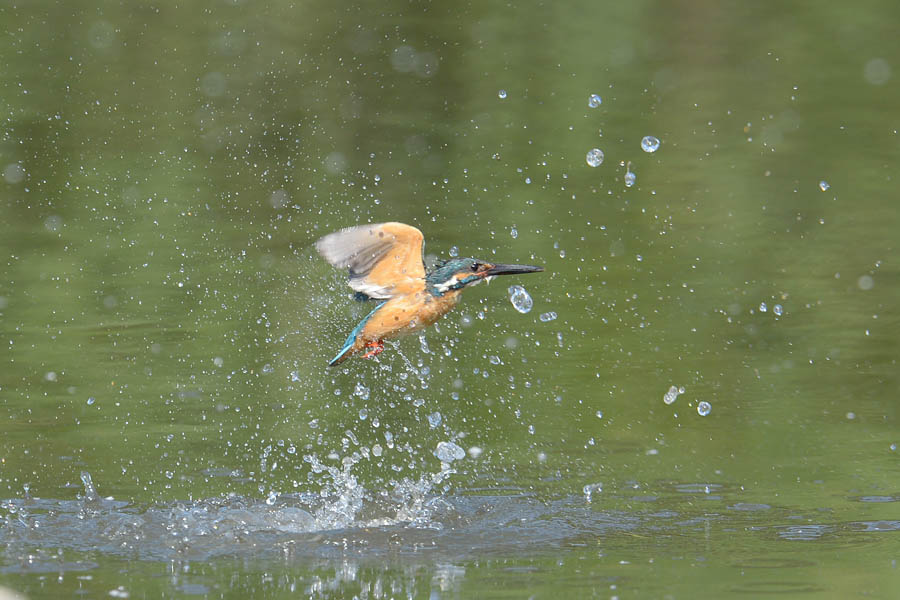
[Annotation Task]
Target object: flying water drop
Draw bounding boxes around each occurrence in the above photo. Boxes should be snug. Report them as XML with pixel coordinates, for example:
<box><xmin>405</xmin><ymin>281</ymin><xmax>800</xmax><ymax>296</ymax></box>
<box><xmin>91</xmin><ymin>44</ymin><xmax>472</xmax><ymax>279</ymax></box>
<box><xmin>586</xmin><ymin>148</ymin><xmax>604</xmax><ymax>167</ymax></box>
<box><xmin>434</xmin><ymin>441</ymin><xmax>466</xmax><ymax>462</ymax></box>
<box><xmin>588</xmin><ymin>94</ymin><xmax>602</xmax><ymax>108</ymax></box>
<box><xmin>641</xmin><ymin>136</ymin><xmax>660</xmax><ymax>153</ymax></box>
<box><xmin>624</xmin><ymin>161</ymin><xmax>635</xmax><ymax>187</ymax></box>
<box><xmin>508</xmin><ymin>285</ymin><xmax>533</xmax><ymax>313</ymax></box>
<box><xmin>663</xmin><ymin>385</ymin><xmax>679</xmax><ymax>405</ymax></box>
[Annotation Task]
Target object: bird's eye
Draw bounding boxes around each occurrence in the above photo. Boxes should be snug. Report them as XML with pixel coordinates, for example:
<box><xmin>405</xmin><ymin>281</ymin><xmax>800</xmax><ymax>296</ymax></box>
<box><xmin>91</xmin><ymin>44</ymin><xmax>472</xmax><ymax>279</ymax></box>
<box><xmin>471</xmin><ymin>262</ymin><xmax>480</xmax><ymax>271</ymax></box>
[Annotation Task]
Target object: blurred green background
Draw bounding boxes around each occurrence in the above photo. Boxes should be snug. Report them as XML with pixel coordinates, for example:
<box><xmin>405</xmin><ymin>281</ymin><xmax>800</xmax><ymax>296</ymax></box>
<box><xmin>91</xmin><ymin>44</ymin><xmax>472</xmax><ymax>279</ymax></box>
<box><xmin>1</xmin><ymin>0</ymin><xmax>898</xmax><ymax>598</ymax></box>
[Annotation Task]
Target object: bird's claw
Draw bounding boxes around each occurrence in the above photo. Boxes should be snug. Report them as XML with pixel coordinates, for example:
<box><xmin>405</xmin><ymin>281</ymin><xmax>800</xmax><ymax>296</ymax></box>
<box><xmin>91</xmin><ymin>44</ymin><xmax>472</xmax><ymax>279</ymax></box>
<box><xmin>362</xmin><ymin>340</ymin><xmax>385</xmax><ymax>359</ymax></box>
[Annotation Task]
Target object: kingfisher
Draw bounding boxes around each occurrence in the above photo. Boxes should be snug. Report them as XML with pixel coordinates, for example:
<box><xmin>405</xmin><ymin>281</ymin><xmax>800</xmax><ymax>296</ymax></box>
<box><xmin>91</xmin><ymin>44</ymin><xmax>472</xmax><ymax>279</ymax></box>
<box><xmin>315</xmin><ymin>222</ymin><xmax>543</xmax><ymax>366</ymax></box>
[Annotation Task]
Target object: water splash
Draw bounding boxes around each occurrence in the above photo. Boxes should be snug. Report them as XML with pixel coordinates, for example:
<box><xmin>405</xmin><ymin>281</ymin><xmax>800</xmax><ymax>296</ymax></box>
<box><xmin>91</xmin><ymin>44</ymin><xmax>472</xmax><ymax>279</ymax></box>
<box><xmin>624</xmin><ymin>161</ymin><xmax>636</xmax><ymax>187</ymax></box>
<box><xmin>585</xmin><ymin>148</ymin><xmax>604</xmax><ymax>167</ymax></box>
<box><xmin>663</xmin><ymin>385</ymin><xmax>684</xmax><ymax>405</ymax></box>
<box><xmin>641</xmin><ymin>136</ymin><xmax>660</xmax><ymax>153</ymax></box>
<box><xmin>508</xmin><ymin>285</ymin><xmax>534</xmax><ymax>313</ymax></box>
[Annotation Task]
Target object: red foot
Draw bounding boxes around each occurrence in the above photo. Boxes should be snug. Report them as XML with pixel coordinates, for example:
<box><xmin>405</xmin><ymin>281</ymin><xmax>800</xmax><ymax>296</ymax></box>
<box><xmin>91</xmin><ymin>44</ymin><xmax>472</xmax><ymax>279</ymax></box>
<box><xmin>361</xmin><ymin>340</ymin><xmax>385</xmax><ymax>359</ymax></box>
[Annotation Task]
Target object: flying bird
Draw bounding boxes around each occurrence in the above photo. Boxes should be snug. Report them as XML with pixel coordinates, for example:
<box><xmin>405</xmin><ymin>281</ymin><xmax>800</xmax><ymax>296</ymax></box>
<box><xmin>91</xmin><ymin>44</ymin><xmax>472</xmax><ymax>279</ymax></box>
<box><xmin>315</xmin><ymin>222</ymin><xmax>543</xmax><ymax>366</ymax></box>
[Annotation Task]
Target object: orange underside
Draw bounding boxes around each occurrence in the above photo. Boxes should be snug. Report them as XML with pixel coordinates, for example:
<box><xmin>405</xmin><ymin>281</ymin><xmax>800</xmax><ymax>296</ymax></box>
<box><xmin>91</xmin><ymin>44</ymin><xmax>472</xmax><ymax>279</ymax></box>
<box><xmin>350</xmin><ymin>287</ymin><xmax>462</xmax><ymax>359</ymax></box>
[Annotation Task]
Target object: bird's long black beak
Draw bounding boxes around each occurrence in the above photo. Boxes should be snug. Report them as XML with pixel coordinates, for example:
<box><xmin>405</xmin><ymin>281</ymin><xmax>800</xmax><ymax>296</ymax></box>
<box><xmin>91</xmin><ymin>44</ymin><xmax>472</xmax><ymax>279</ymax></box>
<box><xmin>483</xmin><ymin>263</ymin><xmax>544</xmax><ymax>277</ymax></box>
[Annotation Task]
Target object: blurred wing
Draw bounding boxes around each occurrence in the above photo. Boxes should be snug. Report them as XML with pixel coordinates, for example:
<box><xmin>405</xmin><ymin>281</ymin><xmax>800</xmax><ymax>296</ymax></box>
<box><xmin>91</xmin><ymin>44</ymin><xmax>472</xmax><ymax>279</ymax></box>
<box><xmin>315</xmin><ymin>222</ymin><xmax>425</xmax><ymax>299</ymax></box>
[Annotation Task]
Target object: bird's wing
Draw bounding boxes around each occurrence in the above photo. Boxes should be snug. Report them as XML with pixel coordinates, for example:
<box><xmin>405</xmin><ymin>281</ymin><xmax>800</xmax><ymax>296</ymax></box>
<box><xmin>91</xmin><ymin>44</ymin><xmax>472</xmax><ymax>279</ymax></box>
<box><xmin>315</xmin><ymin>222</ymin><xmax>426</xmax><ymax>299</ymax></box>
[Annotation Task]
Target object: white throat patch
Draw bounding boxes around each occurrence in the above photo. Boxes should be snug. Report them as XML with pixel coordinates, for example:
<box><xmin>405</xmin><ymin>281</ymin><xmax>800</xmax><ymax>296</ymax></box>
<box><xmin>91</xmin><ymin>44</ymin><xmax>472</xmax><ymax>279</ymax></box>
<box><xmin>435</xmin><ymin>276</ymin><xmax>460</xmax><ymax>293</ymax></box>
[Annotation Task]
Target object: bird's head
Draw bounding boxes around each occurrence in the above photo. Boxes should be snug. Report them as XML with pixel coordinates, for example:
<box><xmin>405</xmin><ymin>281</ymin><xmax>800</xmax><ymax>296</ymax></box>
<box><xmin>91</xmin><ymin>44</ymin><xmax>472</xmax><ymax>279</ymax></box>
<box><xmin>426</xmin><ymin>258</ymin><xmax>543</xmax><ymax>295</ymax></box>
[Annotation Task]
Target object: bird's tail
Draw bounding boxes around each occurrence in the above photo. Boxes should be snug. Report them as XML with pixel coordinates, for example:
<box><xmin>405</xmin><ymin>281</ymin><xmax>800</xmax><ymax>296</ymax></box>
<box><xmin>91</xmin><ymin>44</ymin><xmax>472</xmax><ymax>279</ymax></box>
<box><xmin>327</xmin><ymin>301</ymin><xmax>387</xmax><ymax>367</ymax></box>
<box><xmin>328</xmin><ymin>340</ymin><xmax>356</xmax><ymax>366</ymax></box>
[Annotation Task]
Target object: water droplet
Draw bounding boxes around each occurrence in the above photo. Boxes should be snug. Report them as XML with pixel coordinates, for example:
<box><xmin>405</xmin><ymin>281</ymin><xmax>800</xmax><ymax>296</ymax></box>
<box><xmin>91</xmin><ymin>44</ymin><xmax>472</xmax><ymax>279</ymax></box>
<box><xmin>640</xmin><ymin>136</ymin><xmax>660</xmax><ymax>153</ymax></box>
<box><xmin>358</xmin><ymin>408</ymin><xmax>368</xmax><ymax>420</ymax></box>
<box><xmin>427</xmin><ymin>412</ymin><xmax>442</xmax><ymax>428</ymax></box>
<box><xmin>595</xmin><ymin>410</ymin><xmax>603</xmax><ymax>419</ymax></box>
<box><xmin>697</xmin><ymin>401</ymin><xmax>711</xmax><ymax>416</ymax></box>
<box><xmin>583</xmin><ymin>482</ymin><xmax>603</xmax><ymax>502</ymax></box>
<box><xmin>213</xmin><ymin>356</ymin><xmax>224</xmax><ymax>367</ymax></box>
<box><xmin>588</xmin><ymin>94</ymin><xmax>602</xmax><ymax>108</ymax></box>
<box><xmin>372</xmin><ymin>444</ymin><xmax>383</xmax><ymax>457</ymax></box>
<box><xmin>86</xmin><ymin>396</ymin><xmax>95</xmax><ymax>406</ymax></box>
<box><xmin>468</xmin><ymin>446</ymin><xmax>483</xmax><ymax>458</ymax></box>
<box><xmin>539</xmin><ymin>311</ymin><xmax>557</xmax><ymax>322</ymax></box>
<box><xmin>585</xmin><ymin>148</ymin><xmax>604</xmax><ymax>167</ymax></box>
<box><xmin>508</xmin><ymin>285</ymin><xmax>533</xmax><ymax>313</ymax></box>
<box><xmin>449</xmin><ymin>245</ymin><xmax>459</xmax><ymax>257</ymax></box>
<box><xmin>510</xmin><ymin>226</ymin><xmax>518</xmax><ymax>239</ymax></box>
<box><xmin>759</xmin><ymin>302</ymin><xmax>768</xmax><ymax>313</ymax></box>
<box><xmin>434</xmin><ymin>441</ymin><xmax>466</xmax><ymax>462</ymax></box>
<box><xmin>498</xmin><ymin>89</ymin><xmax>507</xmax><ymax>99</ymax></box>
<box><xmin>773</xmin><ymin>304</ymin><xmax>783</xmax><ymax>316</ymax></box>
<box><xmin>624</xmin><ymin>169</ymin><xmax>636</xmax><ymax>188</ymax></box>
<box><xmin>858</xmin><ymin>275</ymin><xmax>874</xmax><ymax>291</ymax></box>
<box><xmin>819</xmin><ymin>180</ymin><xmax>830</xmax><ymax>191</ymax></box>
<box><xmin>663</xmin><ymin>385</ymin><xmax>679</xmax><ymax>405</ymax></box>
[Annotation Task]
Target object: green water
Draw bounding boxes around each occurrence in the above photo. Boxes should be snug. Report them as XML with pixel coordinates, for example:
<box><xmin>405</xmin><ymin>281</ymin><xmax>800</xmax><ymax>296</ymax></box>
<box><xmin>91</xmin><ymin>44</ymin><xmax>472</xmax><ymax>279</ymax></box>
<box><xmin>2</xmin><ymin>1</ymin><xmax>899</xmax><ymax>598</ymax></box>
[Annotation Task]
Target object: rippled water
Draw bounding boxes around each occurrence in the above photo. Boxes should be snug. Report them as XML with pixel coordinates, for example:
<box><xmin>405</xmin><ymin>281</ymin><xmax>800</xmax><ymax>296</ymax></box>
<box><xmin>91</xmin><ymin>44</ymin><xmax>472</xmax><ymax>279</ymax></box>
<box><xmin>4</xmin><ymin>473</ymin><xmax>898</xmax><ymax>597</ymax></box>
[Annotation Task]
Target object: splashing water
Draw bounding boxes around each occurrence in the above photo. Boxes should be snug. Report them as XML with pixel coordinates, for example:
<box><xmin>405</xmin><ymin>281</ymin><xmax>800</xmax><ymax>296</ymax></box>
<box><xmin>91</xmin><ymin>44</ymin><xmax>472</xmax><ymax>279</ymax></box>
<box><xmin>641</xmin><ymin>136</ymin><xmax>660</xmax><ymax>153</ymax></box>
<box><xmin>434</xmin><ymin>441</ymin><xmax>466</xmax><ymax>463</ymax></box>
<box><xmin>508</xmin><ymin>285</ymin><xmax>534</xmax><ymax>313</ymax></box>
<box><xmin>583</xmin><ymin>482</ymin><xmax>603</xmax><ymax>502</ymax></box>
<box><xmin>585</xmin><ymin>148</ymin><xmax>604</xmax><ymax>167</ymax></box>
<box><xmin>625</xmin><ymin>160</ymin><xmax>636</xmax><ymax>187</ymax></box>
<box><xmin>663</xmin><ymin>385</ymin><xmax>685</xmax><ymax>405</ymax></box>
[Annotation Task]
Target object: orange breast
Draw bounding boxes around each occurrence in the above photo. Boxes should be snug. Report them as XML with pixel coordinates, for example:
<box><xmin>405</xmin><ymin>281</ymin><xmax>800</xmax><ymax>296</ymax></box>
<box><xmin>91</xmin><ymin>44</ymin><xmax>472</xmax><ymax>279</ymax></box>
<box><xmin>360</xmin><ymin>289</ymin><xmax>461</xmax><ymax>342</ymax></box>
